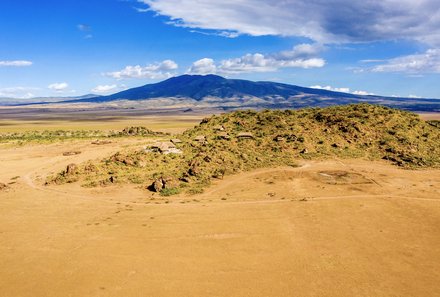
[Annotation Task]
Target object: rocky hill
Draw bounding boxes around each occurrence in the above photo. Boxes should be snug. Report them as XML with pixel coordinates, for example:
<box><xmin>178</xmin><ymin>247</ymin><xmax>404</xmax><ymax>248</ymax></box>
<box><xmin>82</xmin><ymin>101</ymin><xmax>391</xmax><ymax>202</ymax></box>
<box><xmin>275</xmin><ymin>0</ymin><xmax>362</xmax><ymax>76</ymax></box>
<box><xmin>48</xmin><ymin>104</ymin><xmax>440</xmax><ymax>195</ymax></box>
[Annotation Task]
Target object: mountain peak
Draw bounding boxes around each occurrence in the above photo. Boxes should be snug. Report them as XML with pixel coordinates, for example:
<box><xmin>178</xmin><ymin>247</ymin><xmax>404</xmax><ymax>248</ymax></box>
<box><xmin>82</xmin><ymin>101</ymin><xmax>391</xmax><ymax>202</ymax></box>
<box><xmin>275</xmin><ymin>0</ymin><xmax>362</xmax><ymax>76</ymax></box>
<box><xmin>163</xmin><ymin>74</ymin><xmax>226</xmax><ymax>83</ymax></box>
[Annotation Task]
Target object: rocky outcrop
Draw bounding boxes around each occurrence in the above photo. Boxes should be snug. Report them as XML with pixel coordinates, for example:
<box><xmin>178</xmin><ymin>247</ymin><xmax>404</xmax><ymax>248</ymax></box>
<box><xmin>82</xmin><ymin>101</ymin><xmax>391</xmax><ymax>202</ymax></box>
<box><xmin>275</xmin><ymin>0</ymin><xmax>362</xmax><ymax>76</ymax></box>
<box><xmin>150</xmin><ymin>176</ymin><xmax>180</xmax><ymax>192</ymax></box>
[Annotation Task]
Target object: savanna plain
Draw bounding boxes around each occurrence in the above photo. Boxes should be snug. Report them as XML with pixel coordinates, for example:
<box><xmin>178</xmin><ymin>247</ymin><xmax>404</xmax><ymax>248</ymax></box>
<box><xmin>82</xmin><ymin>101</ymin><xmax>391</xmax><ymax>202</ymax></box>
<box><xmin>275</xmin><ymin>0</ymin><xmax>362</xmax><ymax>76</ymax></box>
<box><xmin>1</xmin><ymin>106</ymin><xmax>440</xmax><ymax>297</ymax></box>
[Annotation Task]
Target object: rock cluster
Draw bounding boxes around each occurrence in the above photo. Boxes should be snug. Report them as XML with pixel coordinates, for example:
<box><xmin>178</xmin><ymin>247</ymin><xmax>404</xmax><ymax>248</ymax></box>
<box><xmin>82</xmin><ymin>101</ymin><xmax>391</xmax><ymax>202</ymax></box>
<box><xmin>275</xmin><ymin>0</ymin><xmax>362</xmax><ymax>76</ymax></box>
<box><xmin>151</xmin><ymin>176</ymin><xmax>179</xmax><ymax>192</ymax></box>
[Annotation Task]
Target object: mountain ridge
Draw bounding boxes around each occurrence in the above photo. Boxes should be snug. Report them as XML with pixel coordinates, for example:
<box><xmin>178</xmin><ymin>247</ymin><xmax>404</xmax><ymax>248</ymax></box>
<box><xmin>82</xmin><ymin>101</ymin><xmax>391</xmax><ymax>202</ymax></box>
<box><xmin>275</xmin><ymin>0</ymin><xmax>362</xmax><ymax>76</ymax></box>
<box><xmin>3</xmin><ymin>75</ymin><xmax>440</xmax><ymax>112</ymax></box>
<box><xmin>67</xmin><ymin>74</ymin><xmax>370</xmax><ymax>103</ymax></box>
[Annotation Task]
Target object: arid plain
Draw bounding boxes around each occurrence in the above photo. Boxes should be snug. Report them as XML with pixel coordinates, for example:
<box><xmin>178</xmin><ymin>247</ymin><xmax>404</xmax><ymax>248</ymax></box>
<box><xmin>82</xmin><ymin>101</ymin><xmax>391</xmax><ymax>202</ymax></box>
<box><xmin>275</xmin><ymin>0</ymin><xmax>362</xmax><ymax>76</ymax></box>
<box><xmin>1</xmin><ymin>108</ymin><xmax>440</xmax><ymax>297</ymax></box>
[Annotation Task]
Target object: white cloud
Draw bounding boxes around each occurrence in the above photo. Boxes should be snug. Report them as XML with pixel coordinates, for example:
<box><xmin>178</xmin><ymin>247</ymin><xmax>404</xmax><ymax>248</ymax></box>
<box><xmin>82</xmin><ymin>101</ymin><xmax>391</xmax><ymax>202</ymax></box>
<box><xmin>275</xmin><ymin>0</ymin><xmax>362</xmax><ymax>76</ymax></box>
<box><xmin>105</xmin><ymin>60</ymin><xmax>178</xmax><ymax>80</ymax></box>
<box><xmin>77</xmin><ymin>24</ymin><xmax>91</xmax><ymax>32</ymax></box>
<box><xmin>0</xmin><ymin>87</ymin><xmax>38</xmax><ymax>99</ymax></box>
<box><xmin>370</xmin><ymin>49</ymin><xmax>440</xmax><ymax>74</ymax></box>
<box><xmin>188</xmin><ymin>58</ymin><xmax>217</xmax><ymax>75</ymax></box>
<box><xmin>91</xmin><ymin>84</ymin><xmax>126</xmax><ymax>94</ymax></box>
<box><xmin>310</xmin><ymin>85</ymin><xmax>374</xmax><ymax>96</ymax></box>
<box><xmin>408</xmin><ymin>94</ymin><xmax>422</xmax><ymax>98</ymax></box>
<box><xmin>188</xmin><ymin>44</ymin><xmax>325</xmax><ymax>75</ymax></box>
<box><xmin>134</xmin><ymin>7</ymin><xmax>150</xmax><ymax>13</ymax></box>
<box><xmin>352</xmin><ymin>90</ymin><xmax>373</xmax><ymax>96</ymax></box>
<box><xmin>189</xmin><ymin>30</ymin><xmax>240</xmax><ymax>38</ymax></box>
<box><xmin>0</xmin><ymin>60</ymin><xmax>33</xmax><ymax>67</ymax></box>
<box><xmin>48</xmin><ymin>82</ymin><xmax>69</xmax><ymax>92</ymax></box>
<box><xmin>139</xmin><ymin>0</ymin><xmax>440</xmax><ymax>45</ymax></box>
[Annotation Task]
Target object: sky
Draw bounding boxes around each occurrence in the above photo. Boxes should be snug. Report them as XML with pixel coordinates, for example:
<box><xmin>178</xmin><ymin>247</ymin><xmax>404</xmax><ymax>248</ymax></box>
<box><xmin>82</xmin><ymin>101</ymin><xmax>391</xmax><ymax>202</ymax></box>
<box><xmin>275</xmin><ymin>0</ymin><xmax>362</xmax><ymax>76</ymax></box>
<box><xmin>0</xmin><ymin>0</ymin><xmax>439</xmax><ymax>99</ymax></box>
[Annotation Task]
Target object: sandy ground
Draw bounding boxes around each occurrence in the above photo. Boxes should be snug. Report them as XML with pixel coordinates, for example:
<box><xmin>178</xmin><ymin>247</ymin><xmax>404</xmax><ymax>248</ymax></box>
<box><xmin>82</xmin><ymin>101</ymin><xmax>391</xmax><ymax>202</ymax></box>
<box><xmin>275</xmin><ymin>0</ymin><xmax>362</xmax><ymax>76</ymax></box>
<box><xmin>1</xmin><ymin>139</ymin><xmax>440</xmax><ymax>297</ymax></box>
<box><xmin>419</xmin><ymin>113</ymin><xmax>440</xmax><ymax>120</ymax></box>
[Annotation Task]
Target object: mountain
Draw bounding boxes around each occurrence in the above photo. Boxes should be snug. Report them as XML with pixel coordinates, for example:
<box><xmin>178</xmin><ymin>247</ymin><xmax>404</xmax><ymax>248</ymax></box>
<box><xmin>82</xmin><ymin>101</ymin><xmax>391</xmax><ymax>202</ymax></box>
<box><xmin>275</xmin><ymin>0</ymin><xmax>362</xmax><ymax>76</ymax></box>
<box><xmin>67</xmin><ymin>74</ymin><xmax>361</xmax><ymax>102</ymax></box>
<box><xmin>7</xmin><ymin>75</ymin><xmax>439</xmax><ymax>112</ymax></box>
<box><xmin>61</xmin><ymin>75</ymin><xmax>440</xmax><ymax>112</ymax></box>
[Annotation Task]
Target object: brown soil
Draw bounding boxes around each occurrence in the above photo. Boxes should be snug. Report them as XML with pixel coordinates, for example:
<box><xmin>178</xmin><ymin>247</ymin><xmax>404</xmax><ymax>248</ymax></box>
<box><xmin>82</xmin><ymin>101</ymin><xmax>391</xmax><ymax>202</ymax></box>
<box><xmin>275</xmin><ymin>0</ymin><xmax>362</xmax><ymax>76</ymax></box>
<box><xmin>1</xmin><ymin>140</ymin><xmax>439</xmax><ymax>297</ymax></box>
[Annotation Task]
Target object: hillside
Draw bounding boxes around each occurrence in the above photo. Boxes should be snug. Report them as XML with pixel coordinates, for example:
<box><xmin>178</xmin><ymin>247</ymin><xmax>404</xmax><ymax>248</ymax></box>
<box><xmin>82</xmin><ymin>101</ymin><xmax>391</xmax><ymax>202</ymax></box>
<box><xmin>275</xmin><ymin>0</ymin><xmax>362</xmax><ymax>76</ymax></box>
<box><xmin>58</xmin><ymin>75</ymin><xmax>440</xmax><ymax>112</ymax></box>
<box><xmin>48</xmin><ymin>104</ymin><xmax>440</xmax><ymax>195</ymax></box>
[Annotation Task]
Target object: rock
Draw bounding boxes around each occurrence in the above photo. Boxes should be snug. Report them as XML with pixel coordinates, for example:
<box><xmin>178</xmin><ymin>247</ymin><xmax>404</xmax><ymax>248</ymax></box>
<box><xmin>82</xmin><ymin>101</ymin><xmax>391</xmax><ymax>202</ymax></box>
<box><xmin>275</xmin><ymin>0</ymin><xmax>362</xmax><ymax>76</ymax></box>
<box><xmin>123</xmin><ymin>158</ymin><xmax>135</xmax><ymax>166</ymax></box>
<box><xmin>150</xmin><ymin>176</ymin><xmax>179</xmax><ymax>192</ymax></box>
<box><xmin>300</xmin><ymin>148</ymin><xmax>308</xmax><ymax>154</ymax></box>
<box><xmin>179</xmin><ymin>176</ymin><xmax>190</xmax><ymax>183</ymax></box>
<box><xmin>188</xmin><ymin>160</ymin><xmax>202</xmax><ymax>177</ymax></box>
<box><xmin>237</xmin><ymin>132</ymin><xmax>254</xmax><ymax>139</ymax></box>
<box><xmin>84</xmin><ymin>164</ymin><xmax>97</xmax><ymax>172</ymax></box>
<box><xmin>91</xmin><ymin>140</ymin><xmax>112</xmax><ymax>145</ymax></box>
<box><xmin>194</xmin><ymin>135</ymin><xmax>206</xmax><ymax>142</ymax></box>
<box><xmin>218</xmin><ymin>132</ymin><xmax>230</xmax><ymax>140</ymax></box>
<box><xmin>170</xmin><ymin>139</ymin><xmax>182</xmax><ymax>144</ymax></box>
<box><xmin>188</xmin><ymin>165</ymin><xmax>201</xmax><ymax>177</ymax></box>
<box><xmin>162</xmin><ymin>177</ymin><xmax>179</xmax><ymax>189</ymax></box>
<box><xmin>109</xmin><ymin>176</ymin><xmax>117</xmax><ymax>183</ymax></box>
<box><xmin>152</xmin><ymin>179</ymin><xmax>164</xmax><ymax>192</ymax></box>
<box><xmin>0</xmin><ymin>182</ymin><xmax>8</xmax><ymax>191</ymax></box>
<box><xmin>63</xmin><ymin>151</ymin><xmax>81</xmax><ymax>156</ymax></box>
<box><xmin>65</xmin><ymin>163</ymin><xmax>78</xmax><ymax>175</ymax></box>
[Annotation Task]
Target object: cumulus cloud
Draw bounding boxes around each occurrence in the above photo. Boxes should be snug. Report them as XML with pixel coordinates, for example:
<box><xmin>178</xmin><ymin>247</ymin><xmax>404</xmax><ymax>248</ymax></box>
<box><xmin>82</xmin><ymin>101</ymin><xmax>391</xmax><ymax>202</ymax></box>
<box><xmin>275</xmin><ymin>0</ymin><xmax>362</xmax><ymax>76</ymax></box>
<box><xmin>105</xmin><ymin>60</ymin><xmax>178</xmax><ymax>80</ymax></box>
<box><xmin>139</xmin><ymin>0</ymin><xmax>440</xmax><ymax>45</ymax></box>
<box><xmin>188</xmin><ymin>44</ymin><xmax>325</xmax><ymax>75</ymax></box>
<box><xmin>369</xmin><ymin>49</ymin><xmax>440</xmax><ymax>74</ymax></box>
<box><xmin>310</xmin><ymin>85</ymin><xmax>374</xmax><ymax>96</ymax></box>
<box><xmin>48</xmin><ymin>82</ymin><xmax>69</xmax><ymax>92</ymax></box>
<box><xmin>188</xmin><ymin>58</ymin><xmax>217</xmax><ymax>75</ymax></box>
<box><xmin>0</xmin><ymin>60</ymin><xmax>33</xmax><ymax>67</ymax></box>
<box><xmin>91</xmin><ymin>84</ymin><xmax>126</xmax><ymax>94</ymax></box>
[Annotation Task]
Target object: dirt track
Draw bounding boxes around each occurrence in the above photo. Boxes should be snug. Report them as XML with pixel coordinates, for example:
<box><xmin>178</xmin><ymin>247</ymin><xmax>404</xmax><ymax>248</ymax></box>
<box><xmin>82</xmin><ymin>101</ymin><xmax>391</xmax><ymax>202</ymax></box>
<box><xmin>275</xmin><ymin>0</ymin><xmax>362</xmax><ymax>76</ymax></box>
<box><xmin>1</xmin><ymin>140</ymin><xmax>440</xmax><ymax>297</ymax></box>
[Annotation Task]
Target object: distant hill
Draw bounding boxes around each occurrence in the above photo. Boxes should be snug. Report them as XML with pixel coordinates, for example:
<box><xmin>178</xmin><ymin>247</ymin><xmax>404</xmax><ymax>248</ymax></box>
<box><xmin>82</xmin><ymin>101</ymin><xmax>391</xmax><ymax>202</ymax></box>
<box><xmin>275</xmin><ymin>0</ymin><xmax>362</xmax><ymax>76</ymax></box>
<box><xmin>0</xmin><ymin>94</ymin><xmax>101</xmax><ymax>106</ymax></box>
<box><xmin>60</xmin><ymin>75</ymin><xmax>440</xmax><ymax>112</ymax></box>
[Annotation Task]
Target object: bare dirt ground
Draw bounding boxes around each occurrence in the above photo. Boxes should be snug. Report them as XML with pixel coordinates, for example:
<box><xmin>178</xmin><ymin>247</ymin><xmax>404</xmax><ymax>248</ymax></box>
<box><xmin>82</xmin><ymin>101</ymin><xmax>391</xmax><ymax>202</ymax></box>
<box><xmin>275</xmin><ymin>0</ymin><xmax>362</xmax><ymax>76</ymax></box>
<box><xmin>1</xmin><ymin>138</ymin><xmax>440</xmax><ymax>297</ymax></box>
<box><xmin>419</xmin><ymin>113</ymin><xmax>440</xmax><ymax>120</ymax></box>
<box><xmin>0</xmin><ymin>106</ymin><xmax>207</xmax><ymax>133</ymax></box>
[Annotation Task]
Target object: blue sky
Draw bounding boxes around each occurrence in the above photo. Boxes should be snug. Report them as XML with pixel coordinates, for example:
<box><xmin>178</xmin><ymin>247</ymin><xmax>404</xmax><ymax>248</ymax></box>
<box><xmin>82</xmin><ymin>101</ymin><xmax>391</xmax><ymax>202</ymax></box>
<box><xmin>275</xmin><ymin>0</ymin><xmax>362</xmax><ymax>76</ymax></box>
<box><xmin>0</xmin><ymin>0</ymin><xmax>439</xmax><ymax>99</ymax></box>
